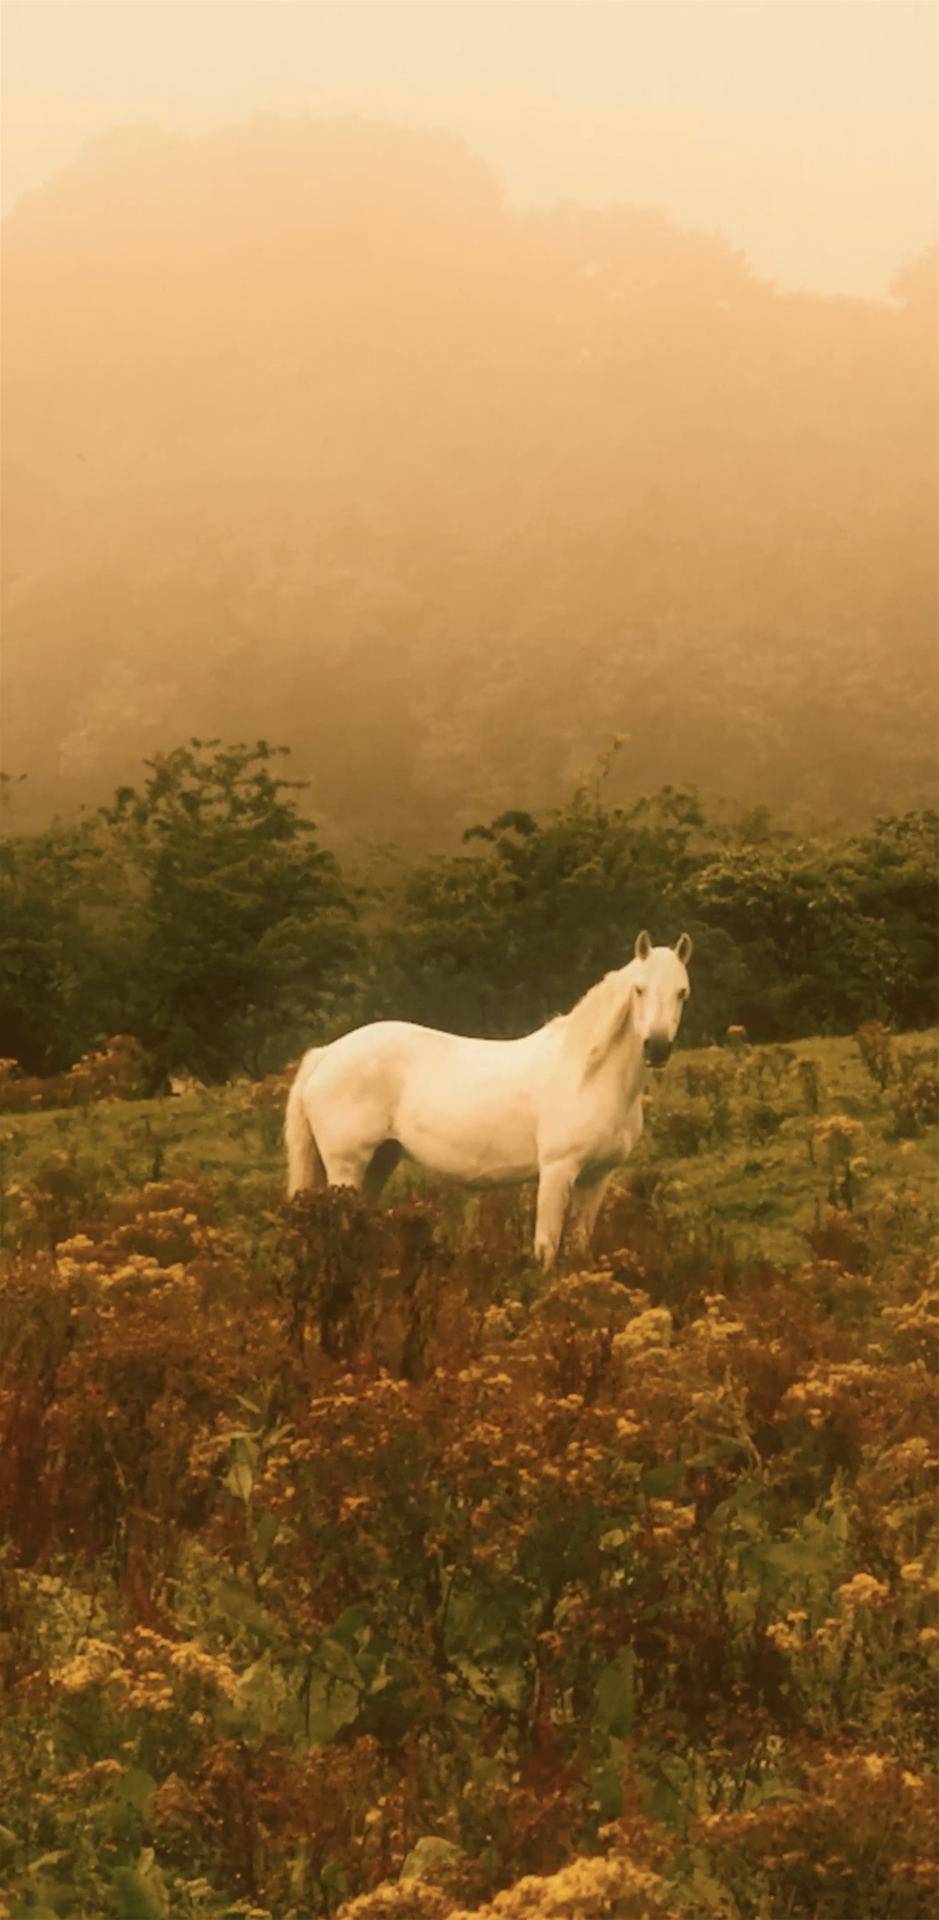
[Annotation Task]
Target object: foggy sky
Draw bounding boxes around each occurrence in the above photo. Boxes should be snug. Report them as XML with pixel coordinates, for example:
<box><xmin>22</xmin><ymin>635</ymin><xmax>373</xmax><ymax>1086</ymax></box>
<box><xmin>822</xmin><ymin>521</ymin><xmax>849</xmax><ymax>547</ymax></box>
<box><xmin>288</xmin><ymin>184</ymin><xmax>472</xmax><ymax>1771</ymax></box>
<box><xmin>2</xmin><ymin>0</ymin><xmax>936</xmax><ymax>299</ymax></box>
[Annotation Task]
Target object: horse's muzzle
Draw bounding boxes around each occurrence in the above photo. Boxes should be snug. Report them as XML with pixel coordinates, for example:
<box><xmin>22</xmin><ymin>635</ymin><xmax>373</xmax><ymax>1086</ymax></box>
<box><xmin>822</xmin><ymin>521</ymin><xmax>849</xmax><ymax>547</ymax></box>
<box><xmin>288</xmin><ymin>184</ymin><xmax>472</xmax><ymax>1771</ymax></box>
<box><xmin>643</xmin><ymin>1036</ymin><xmax>673</xmax><ymax>1069</ymax></box>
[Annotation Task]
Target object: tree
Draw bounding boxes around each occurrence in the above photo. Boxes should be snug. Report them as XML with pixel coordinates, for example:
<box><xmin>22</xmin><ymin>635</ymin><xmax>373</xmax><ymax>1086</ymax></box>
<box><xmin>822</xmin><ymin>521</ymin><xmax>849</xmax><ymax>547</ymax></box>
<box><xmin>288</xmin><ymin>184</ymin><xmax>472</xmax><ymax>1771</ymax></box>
<box><xmin>689</xmin><ymin>809</ymin><xmax>939</xmax><ymax>1040</ymax></box>
<box><xmin>688</xmin><ymin>843</ymin><xmax>889</xmax><ymax>1039</ymax></box>
<box><xmin>842</xmin><ymin>811</ymin><xmax>939</xmax><ymax>1029</ymax></box>
<box><xmin>102</xmin><ymin>740</ymin><xmax>359</xmax><ymax>1080</ymax></box>
<box><xmin>0</xmin><ymin>791</ymin><xmax>121</xmax><ymax>1074</ymax></box>
<box><xmin>377</xmin><ymin>779</ymin><xmax>720</xmax><ymax>1037</ymax></box>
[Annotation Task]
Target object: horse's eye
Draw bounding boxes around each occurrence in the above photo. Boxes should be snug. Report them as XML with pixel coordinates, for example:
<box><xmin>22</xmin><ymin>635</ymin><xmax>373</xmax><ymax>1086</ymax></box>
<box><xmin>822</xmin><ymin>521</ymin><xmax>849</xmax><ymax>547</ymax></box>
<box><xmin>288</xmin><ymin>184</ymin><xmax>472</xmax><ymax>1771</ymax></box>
<box><xmin>678</xmin><ymin>988</ymin><xmax>688</xmax><ymax>1001</ymax></box>
<box><xmin>634</xmin><ymin>984</ymin><xmax>646</xmax><ymax>996</ymax></box>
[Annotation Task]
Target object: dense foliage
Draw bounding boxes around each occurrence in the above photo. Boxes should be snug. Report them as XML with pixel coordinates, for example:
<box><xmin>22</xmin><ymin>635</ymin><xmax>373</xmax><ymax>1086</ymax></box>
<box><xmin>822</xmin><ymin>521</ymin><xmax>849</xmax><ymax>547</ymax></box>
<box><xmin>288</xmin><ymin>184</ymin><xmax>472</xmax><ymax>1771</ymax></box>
<box><xmin>3</xmin><ymin>120</ymin><xmax>936</xmax><ymax>844</ymax></box>
<box><xmin>378</xmin><ymin>781</ymin><xmax>938</xmax><ymax>1046</ymax></box>
<box><xmin>0</xmin><ymin>1031</ymin><xmax>936</xmax><ymax>1917</ymax></box>
<box><xmin>3</xmin><ymin>743</ymin><xmax>935</xmax><ymax>1081</ymax></box>
<box><xmin>98</xmin><ymin>742</ymin><xmax>358</xmax><ymax>1082</ymax></box>
<box><xmin>1</xmin><ymin>744</ymin><xmax>360</xmax><ymax>1081</ymax></box>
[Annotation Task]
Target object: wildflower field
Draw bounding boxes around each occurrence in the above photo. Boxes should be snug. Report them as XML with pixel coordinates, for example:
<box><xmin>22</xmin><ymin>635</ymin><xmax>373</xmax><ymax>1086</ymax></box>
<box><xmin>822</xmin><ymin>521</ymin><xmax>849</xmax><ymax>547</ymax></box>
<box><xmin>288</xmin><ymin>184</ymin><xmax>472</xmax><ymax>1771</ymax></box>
<box><xmin>0</xmin><ymin>1026</ymin><xmax>936</xmax><ymax>1919</ymax></box>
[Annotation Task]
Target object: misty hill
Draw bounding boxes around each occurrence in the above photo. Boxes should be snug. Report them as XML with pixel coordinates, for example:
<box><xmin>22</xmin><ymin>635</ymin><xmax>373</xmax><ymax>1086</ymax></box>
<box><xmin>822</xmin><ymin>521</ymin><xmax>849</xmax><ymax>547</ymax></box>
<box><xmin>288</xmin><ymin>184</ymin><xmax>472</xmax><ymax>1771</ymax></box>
<box><xmin>2</xmin><ymin>116</ymin><xmax>936</xmax><ymax>847</ymax></box>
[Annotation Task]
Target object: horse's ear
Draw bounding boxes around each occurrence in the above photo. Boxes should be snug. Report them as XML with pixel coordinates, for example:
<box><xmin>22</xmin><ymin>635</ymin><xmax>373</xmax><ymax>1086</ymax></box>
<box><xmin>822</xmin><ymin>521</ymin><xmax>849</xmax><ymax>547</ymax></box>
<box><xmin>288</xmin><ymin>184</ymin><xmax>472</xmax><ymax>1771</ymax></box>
<box><xmin>635</xmin><ymin>930</ymin><xmax>652</xmax><ymax>961</ymax></box>
<box><xmin>675</xmin><ymin>932</ymin><xmax>693</xmax><ymax>965</ymax></box>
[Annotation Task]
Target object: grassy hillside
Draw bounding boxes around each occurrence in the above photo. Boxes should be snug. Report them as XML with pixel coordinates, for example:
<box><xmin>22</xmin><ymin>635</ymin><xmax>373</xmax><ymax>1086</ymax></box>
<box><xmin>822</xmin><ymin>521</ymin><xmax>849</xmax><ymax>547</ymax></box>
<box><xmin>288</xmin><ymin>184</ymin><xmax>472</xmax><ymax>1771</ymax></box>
<box><xmin>1</xmin><ymin>1028</ymin><xmax>936</xmax><ymax>1917</ymax></box>
<box><xmin>3</xmin><ymin>1028</ymin><xmax>935</xmax><ymax>1271</ymax></box>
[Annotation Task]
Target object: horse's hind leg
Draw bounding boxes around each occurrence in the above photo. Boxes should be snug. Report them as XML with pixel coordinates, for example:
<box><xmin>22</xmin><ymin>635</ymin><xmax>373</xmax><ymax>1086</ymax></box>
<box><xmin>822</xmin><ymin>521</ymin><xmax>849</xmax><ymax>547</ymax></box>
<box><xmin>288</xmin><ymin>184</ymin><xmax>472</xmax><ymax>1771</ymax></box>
<box><xmin>317</xmin><ymin>1138</ymin><xmax>402</xmax><ymax>1199</ymax></box>
<box><xmin>285</xmin><ymin>1062</ymin><xmax>328</xmax><ymax>1195</ymax></box>
<box><xmin>362</xmin><ymin>1138</ymin><xmax>403</xmax><ymax>1203</ymax></box>
<box><xmin>318</xmin><ymin>1144</ymin><xmax>379</xmax><ymax>1192</ymax></box>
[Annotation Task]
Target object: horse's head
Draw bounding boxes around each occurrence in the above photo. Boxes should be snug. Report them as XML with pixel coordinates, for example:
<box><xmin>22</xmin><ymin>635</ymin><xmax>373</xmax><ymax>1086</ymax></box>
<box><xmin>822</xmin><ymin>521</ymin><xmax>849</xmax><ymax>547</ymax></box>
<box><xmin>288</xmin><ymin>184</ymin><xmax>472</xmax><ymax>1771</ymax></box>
<box><xmin>632</xmin><ymin>931</ymin><xmax>693</xmax><ymax>1068</ymax></box>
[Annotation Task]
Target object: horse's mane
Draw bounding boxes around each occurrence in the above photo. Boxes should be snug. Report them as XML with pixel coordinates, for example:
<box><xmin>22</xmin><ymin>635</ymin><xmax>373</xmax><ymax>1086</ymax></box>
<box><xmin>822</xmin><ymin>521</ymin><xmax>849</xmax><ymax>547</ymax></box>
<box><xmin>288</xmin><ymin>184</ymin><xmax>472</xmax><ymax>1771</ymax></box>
<box><xmin>560</xmin><ymin>965</ymin><xmax>634</xmax><ymax>1066</ymax></box>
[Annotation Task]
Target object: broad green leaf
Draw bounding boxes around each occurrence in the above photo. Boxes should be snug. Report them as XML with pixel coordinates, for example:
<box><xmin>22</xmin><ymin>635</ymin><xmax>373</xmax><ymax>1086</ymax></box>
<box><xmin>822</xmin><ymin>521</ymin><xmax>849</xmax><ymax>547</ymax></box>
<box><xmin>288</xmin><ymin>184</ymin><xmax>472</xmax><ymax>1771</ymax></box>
<box><xmin>753</xmin><ymin>1539</ymin><xmax>839</xmax><ymax>1578</ymax></box>
<box><xmin>590</xmin><ymin>1757</ymin><xmax>624</xmax><ymax>1824</ymax></box>
<box><xmin>401</xmin><ymin>1837</ymin><xmax>467</xmax><ymax>1882</ymax></box>
<box><xmin>595</xmin><ymin>1646</ymin><xmax>635</xmax><ymax>1737</ymax></box>
<box><xmin>109</xmin><ymin>1862</ymin><xmax>167</xmax><ymax>1920</ymax></box>
<box><xmin>706</xmin><ymin>1476</ymin><xmax>765</xmax><ymax>1534</ymax></box>
<box><xmin>111</xmin><ymin>1767</ymin><xmax>157</xmax><ymax>1812</ymax></box>
<box><xmin>225</xmin><ymin>1461</ymin><xmax>253</xmax><ymax>1502</ymax></box>
<box><xmin>300</xmin><ymin>1637</ymin><xmax>366</xmax><ymax>1745</ymax></box>
<box><xmin>689</xmin><ymin>1862</ymin><xmax>732</xmax><ymax>1910</ymax></box>
<box><xmin>225</xmin><ymin>1651</ymin><xmax>305</xmax><ymax>1742</ymax></box>
<box><xmin>685</xmin><ymin>1439</ymin><xmax>752</xmax><ymax>1470</ymax></box>
<box><xmin>327</xmin><ymin>1603</ymin><xmax>371</xmax><ymax>1648</ymax></box>
<box><xmin>253</xmin><ymin>1509</ymin><xmax>280</xmax><ymax>1560</ymax></box>
<box><xmin>641</xmin><ymin>1462</ymin><xmax>686</xmax><ymax>1497</ymax></box>
<box><xmin>211</xmin><ymin>1573</ymin><xmax>277</xmax><ymax>1638</ymax></box>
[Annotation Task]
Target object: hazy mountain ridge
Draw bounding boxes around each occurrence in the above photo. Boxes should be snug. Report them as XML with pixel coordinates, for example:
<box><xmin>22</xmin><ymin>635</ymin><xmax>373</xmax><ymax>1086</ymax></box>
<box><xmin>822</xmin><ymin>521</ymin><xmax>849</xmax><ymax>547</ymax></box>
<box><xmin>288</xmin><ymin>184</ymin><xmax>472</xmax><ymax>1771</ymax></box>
<box><xmin>2</xmin><ymin>116</ymin><xmax>936</xmax><ymax>845</ymax></box>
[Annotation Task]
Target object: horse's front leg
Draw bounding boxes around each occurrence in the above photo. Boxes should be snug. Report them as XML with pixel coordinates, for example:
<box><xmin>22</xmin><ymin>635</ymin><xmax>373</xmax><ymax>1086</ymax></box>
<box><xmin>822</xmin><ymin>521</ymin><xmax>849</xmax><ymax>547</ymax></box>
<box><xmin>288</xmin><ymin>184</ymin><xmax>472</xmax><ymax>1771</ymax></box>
<box><xmin>534</xmin><ymin>1158</ymin><xmax>578</xmax><ymax>1272</ymax></box>
<box><xmin>567</xmin><ymin>1170</ymin><xmax>615</xmax><ymax>1258</ymax></box>
<box><xmin>564</xmin><ymin>1101</ymin><xmax>642</xmax><ymax>1260</ymax></box>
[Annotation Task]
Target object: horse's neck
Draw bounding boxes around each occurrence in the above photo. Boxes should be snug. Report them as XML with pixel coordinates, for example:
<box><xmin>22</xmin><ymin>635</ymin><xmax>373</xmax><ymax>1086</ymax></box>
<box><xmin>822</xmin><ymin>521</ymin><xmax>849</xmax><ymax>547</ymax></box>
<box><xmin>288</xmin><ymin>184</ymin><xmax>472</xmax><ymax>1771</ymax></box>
<box><xmin>596</xmin><ymin>1019</ymin><xmax>645</xmax><ymax>1104</ymax></box>
<box><xmin>568</xmin><ymin>968</ymin><xmax>644</xmax><ymax>1093</ymax></box>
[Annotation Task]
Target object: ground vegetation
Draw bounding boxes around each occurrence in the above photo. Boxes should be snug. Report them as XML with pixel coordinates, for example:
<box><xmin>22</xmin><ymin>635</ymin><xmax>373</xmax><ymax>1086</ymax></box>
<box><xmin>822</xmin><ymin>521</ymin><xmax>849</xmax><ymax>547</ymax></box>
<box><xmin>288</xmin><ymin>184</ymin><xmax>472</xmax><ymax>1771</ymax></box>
<box><xmin>0</xmin><ymin>1028</ymin><xmax>936</xmax><ymax>1918</ymax></box>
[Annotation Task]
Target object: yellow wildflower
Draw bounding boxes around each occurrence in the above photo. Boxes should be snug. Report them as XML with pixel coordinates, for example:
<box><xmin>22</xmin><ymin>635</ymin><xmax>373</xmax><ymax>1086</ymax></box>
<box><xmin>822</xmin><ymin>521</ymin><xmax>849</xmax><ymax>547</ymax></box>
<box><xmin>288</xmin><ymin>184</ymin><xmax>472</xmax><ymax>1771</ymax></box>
<box><xmin>838</xmin><ymin>1573</ymin><xmax>890</xmax><ymax>1612</ymax></box>
<box><xmin>613</xmin><ymin>1308</ymin><xmax>672</xmax><ymax>1353</ymax></box>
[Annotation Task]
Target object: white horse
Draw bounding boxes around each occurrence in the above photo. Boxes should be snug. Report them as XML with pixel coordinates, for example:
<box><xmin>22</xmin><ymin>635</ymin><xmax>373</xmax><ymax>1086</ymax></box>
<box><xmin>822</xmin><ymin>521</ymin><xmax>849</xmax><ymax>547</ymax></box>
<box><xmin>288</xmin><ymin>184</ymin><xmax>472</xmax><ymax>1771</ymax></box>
<box><xmin>285</xmin><ymin>931</ymin><xmax>692</xmax><ymax>1270</ymax></box>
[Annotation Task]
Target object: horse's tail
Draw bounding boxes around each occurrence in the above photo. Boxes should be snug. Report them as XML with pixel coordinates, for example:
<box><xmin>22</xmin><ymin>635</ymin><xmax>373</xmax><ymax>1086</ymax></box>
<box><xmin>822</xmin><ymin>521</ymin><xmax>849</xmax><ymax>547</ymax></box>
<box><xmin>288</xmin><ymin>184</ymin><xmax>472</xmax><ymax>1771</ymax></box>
<box><xmin>285</xmin><ymin>1049</ymin><xmax>328</xmax><ymax>1195</ymax></box>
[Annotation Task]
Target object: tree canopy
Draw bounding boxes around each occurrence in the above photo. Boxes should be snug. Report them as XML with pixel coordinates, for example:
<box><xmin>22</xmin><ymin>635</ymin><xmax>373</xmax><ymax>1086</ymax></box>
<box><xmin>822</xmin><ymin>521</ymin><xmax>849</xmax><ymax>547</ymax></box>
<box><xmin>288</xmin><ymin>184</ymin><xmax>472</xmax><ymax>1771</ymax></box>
<box><xmin>1</xmin><ymin>742</ymin><xmax>359</xmax><ymax>1079</ymax></box>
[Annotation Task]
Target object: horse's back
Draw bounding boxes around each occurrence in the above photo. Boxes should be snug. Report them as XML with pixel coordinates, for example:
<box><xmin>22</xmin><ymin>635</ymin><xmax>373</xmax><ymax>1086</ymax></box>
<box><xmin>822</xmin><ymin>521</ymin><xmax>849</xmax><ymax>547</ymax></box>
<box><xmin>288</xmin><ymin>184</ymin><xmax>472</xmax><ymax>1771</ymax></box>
<box><xmin>310</xmin><ymin>1019</ymin><xmax>547</xmax><ymax>1073</ymax></box>
<box><xmin>308</xmin><ymin>1019</ymin><xmax>455</xmax><ymax>1081</ymax></box>
<box><xmin>302</xmin><ymin>1017</ymin><xmax>556</xmax><ymax>1183</ymax></box>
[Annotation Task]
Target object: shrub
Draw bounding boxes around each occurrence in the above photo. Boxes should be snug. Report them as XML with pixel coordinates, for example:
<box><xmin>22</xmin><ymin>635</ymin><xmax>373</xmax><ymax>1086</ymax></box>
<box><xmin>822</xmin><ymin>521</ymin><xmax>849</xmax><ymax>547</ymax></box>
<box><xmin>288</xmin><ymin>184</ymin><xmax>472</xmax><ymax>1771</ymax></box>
<box><xmin>892</xmin><ymin>1053</ymin><xmax>939</xmax><ymax>1138</ymax></box>
<box><xmin>856</xmin><ymin>1018</ymin><xmax>894</xmax><ymax>1089</ymax></box>
<box><xmin>0</xmin><ymin>1035</ymin><xmax>155</xmax><ymax>1113</ymax></box>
